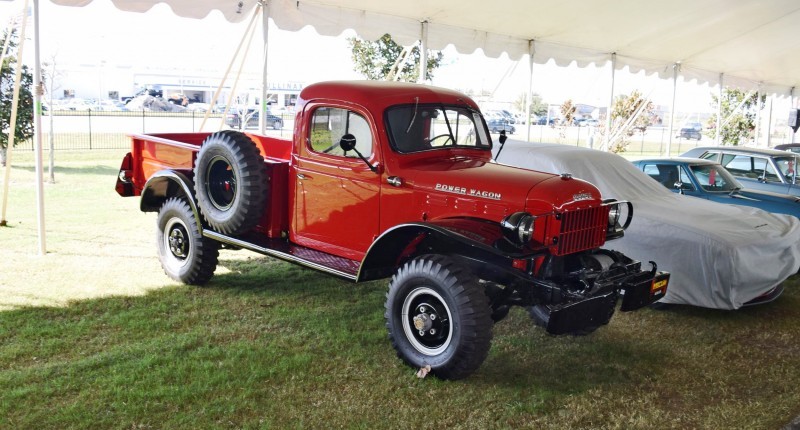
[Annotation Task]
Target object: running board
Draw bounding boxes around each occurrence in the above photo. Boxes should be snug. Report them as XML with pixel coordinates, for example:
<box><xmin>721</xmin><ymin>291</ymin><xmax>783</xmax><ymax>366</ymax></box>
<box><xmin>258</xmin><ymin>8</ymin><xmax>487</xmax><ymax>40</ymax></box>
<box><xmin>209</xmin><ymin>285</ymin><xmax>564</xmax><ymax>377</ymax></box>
<box><xmin>204</xmin><ymin>230</ymin><xmax>360</xmax><ymax>281</ymax></box>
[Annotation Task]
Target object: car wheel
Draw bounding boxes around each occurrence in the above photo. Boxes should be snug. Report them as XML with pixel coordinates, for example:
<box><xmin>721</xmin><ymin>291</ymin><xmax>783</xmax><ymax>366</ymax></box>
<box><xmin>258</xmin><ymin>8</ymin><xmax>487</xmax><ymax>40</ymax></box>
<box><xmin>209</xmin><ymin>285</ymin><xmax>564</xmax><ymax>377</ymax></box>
<box><xmin>194</xmin><ymin>131</ymin><xmax>268</xmax><ymax>236</ymax></box>
<box><xmin>272</xmin><ymin>119</ymin><xmax>283</xmax><ymax>130</ymax></box>
<box><xmin>385</xmin><ymin>255</ymin><xmax>493</xmax><ymax>380</ymax></box>
<box><xmin>156</xmin><ymin>197</ymin><xmax>219</xmax><ymax>285</ymax></box>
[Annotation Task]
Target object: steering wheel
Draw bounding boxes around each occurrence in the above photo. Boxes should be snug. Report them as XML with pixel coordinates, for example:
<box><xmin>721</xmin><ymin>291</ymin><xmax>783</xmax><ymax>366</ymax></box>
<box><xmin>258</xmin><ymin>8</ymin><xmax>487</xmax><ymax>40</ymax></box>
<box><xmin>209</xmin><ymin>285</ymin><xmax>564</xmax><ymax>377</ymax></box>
<box><xmin>427</xmin><ymin>133</ymin><xmax>454</xmax><ymax>146</ymax></box>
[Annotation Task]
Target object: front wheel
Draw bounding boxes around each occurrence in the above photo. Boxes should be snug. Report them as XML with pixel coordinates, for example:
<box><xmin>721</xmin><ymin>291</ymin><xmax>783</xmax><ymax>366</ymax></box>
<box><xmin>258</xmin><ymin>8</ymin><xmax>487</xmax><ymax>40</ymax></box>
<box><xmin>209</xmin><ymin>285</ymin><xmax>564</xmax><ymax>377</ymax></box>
<box><xmin>156</xmin><ymin>197</ymin><xmax>219</xmax><ymax>285</ymax></box>
<box><xmin>385</xmin><ymin>255</ymin><xmax>493</xmax><ymax>380</ymax></box>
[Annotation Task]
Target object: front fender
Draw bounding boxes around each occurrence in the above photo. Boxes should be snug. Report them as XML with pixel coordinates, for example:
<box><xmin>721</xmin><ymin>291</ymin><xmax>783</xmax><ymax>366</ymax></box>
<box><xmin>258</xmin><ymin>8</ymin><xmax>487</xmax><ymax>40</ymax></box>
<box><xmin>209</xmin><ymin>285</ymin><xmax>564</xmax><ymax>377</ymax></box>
<box><xmin>357</xmin><ymin>218</ymin><xmax>545</xmax><ymax>282</ymax></box>
<box><xmin>140</xmin><ymin>170</ymin><xmax>201</xmax><ymax>230</ymax></box>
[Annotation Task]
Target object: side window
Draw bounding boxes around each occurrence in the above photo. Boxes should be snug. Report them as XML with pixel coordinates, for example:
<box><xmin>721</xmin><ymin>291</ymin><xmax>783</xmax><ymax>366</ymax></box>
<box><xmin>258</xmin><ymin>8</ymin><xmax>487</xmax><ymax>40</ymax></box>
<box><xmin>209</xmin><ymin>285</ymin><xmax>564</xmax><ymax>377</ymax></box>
<box><xmin>679</xmin><ymin>167</ymin><xmax>695</xmax><ymax>189</ymax></box>
<box><xmin>722</xmin><ymin>155</ymin><xmax>755</xmax><ymax>178</ymax></box>
<box><xmin>642</xmin><ymin>164</ymin><xmax>660</xmax><ymax>180</ymax></box>
<box><xmin>309</xmin><ymin>107</ymin><xmax>373</xmax><ymax>159</ymax></box>
<box><xmin>762</xmin><ymin>159</ymin><xmax>781</xmax><ymax>182</ymax></box>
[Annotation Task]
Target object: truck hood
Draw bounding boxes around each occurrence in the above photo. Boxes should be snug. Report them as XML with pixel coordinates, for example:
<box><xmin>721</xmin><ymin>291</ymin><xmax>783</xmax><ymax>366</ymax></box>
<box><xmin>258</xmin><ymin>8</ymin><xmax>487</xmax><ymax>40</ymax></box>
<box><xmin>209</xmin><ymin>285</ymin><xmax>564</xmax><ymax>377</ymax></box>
<box><xmin>404</xmin><ymin>156</ymin><xmax>603</xmax><ymax>217</ymax></box>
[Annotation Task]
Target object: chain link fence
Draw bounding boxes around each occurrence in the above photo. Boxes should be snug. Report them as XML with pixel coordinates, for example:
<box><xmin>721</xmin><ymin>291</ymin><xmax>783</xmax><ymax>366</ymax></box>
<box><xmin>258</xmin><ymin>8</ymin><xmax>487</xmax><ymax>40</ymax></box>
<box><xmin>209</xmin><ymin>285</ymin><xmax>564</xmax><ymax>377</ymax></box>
<box><xmin>16</xmin><ymin>111</ymin><xmax>796</xmax><ymax>156</ymax></box>
<box><xmin>17</xmin><ymin>110</ymin><xmax>295</xmax><ymax>151</ymax></box>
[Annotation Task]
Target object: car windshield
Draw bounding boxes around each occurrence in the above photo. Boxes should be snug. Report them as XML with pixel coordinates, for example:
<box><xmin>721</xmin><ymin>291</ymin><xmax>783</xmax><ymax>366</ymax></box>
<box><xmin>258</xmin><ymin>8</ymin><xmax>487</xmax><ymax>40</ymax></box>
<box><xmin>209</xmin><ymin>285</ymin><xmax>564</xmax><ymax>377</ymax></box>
<box><xmin>385</xmin><ymin>104</ymin><xmax>490</xmax><ymax>153</ymax></box>
<box><xmin>689</xmin><ymin>164</ymin><xmax>740</xmax><ymax>192</ymax></box>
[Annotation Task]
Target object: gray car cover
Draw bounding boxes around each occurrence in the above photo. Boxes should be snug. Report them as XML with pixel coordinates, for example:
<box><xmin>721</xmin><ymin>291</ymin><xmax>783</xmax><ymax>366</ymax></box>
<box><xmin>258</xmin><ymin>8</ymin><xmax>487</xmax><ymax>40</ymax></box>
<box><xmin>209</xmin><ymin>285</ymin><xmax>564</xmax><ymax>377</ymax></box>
<box><xmin>494</xmin><ymin>141</ymin><xmax>800</xmax><ymax>309</ymax></box>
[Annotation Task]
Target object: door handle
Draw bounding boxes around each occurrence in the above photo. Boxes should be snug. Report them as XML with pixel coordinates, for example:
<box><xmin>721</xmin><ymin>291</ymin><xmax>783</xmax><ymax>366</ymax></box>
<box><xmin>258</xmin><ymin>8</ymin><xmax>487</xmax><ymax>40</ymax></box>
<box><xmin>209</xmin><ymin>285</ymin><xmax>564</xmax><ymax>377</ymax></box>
<box><xmin>297</xmin><ymin>173</ymin><xmax>306</xmax><ymax>180</ymax></box>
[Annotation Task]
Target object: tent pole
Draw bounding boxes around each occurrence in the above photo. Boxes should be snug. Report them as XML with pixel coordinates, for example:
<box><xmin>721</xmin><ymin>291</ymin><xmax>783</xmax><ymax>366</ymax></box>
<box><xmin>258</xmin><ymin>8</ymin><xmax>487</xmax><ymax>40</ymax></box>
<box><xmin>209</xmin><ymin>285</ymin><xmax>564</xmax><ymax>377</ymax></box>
<box><xmin>754</xmin><ymin>85</ymin><xmax>762</xmax><ymax>146</ymax></box>
<box><xmin>33</xmin><ymin>0</ymin><xmax>45</xmax><ymax>255</ymax></box>
<box><xmin>603</xmin><ymin>53</ymin><xmax>616</xmax><ymax>151</ymax></box>
<box><xmin>199</xmin><ymin>5</ymin><xmax>260</xmax><ymax>132</ymax></box>
<box><xmin>525</xmin><ymin>40</ymin><xmax>535</xmax><ymax>142</ymax></box>
<box><xmin>666</xmin><ymin>62</ymin><xmax>679</xmax><ymax>157</ymax></box>
<box><xmin>766</xmin><ymin>93</ymin><xmax>773</xmax><ymax>148</ymax></box>
<box><xmin>418</xmin><ymin>21</ymin><xmax>428</xmax><ymax>84</ymax></box>
<box><xmin>1</xmin><ymin>0</ymin><xmax>30</xmax><ymax>228</ymax></box>
<box><xmin>716</xmin><ymin>73</ymin><xmax>723</xmax><ymax>145</ymax></box>
<box><xmin>789</xmin><ymin>87</ymin><xmax>795</xmax><ymax>143</ymax></box>
<box><xmin>260</xmin><ymin>0</ymin><xmax>270</xmax><ymax>134</ymax></box>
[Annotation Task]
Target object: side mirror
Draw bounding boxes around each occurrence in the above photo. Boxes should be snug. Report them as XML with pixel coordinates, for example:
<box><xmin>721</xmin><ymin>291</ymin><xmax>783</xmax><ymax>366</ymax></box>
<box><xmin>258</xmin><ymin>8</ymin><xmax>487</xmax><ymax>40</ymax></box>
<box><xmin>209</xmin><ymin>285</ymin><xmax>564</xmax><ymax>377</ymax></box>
<box><xmin>499</xmin><ymin>130</ymin><xmax>507</xmax><ymax>144</ymax></box>
<box><xmin>339</xmin><ymin>134</ymin><xmax>356</xmax><ymax>152</ymax></box>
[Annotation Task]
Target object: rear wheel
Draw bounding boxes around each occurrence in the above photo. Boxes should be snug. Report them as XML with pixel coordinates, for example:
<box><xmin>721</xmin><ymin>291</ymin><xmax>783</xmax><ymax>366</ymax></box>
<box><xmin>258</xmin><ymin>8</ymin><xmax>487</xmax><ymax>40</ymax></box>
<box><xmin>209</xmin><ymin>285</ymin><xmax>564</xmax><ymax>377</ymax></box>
<box><xmin>272</xmin><ymin>119</ymin><xmax>283</xmax><ymax>130</ymax></box>
<box><xmin>156</xmin><ymin>197</ymin><xmax>219</xmax><ymax>285</ymax></box>
<box><xmin>385</xmin><ymin>255</ymin><xmax>493</xmax><ymax>380</ymax></box>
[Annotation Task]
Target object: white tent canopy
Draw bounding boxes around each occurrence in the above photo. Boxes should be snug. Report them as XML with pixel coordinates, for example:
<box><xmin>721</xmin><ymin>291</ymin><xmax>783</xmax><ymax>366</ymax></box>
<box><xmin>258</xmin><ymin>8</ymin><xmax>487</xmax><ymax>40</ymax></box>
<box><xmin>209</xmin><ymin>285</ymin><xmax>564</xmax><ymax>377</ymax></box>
<box><xmin>49</xmin><ymin>0</ymin><xmax>800</xmax><ymax>95</ymax></box>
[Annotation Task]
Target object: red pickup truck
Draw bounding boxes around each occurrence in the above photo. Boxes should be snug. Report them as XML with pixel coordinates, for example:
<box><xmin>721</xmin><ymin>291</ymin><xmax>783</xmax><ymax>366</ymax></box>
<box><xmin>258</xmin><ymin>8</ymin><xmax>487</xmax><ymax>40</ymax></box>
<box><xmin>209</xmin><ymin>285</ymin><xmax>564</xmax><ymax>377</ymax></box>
<box><xmin>115</xmin><ymin>80</ymin><xmax>668</xmax><ymax>379</ymax></box>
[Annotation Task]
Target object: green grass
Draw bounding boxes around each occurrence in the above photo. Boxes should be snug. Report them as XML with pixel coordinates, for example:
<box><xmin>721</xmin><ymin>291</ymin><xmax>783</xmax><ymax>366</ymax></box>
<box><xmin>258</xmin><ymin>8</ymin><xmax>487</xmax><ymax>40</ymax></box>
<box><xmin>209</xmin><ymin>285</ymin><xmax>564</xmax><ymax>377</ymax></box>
<box><xmin>1</xmin><ymin>150</ymin><xmax>800</xmax><ymax>429</ymax></box>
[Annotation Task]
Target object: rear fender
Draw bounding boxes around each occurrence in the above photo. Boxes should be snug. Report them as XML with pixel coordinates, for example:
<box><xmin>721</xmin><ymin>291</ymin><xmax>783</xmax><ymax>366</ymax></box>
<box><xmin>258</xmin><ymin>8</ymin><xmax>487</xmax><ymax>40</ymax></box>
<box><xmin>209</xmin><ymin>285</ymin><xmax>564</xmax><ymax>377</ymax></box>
<box><xmin>357</xmin><ymin>218</ymin><xmax>540</xmax><ymax>282</ymax></box>
<box><xmin>140</xmin><ymin>170</ymin><xmax>201</xmax><ymax>229</ymax></box>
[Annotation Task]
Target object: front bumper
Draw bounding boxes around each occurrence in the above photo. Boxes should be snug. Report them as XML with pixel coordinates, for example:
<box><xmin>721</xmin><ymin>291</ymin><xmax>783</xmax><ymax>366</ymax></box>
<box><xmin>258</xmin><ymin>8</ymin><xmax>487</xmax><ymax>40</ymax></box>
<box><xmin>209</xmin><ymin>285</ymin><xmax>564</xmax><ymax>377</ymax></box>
<box><xmin>544</xmin><ymin>270</ymin><xmax>669</xmax><ymax>335</ymax></box>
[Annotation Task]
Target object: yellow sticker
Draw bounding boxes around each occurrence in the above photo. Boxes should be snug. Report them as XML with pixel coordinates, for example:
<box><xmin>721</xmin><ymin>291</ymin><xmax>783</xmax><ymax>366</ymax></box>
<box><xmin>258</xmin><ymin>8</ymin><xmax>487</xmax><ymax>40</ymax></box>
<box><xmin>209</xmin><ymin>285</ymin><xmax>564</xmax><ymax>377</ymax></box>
<box><xmin>652</xmin><ymin>279</ymin><xmax>667</xmax><ymax>292</ymax></box>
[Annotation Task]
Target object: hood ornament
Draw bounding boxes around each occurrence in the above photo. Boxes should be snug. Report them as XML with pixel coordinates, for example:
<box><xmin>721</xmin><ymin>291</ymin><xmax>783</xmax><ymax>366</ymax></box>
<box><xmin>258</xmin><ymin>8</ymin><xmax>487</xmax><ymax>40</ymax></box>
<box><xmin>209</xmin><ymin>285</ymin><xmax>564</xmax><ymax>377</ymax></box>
<box><xmin>560</xmin><ymin>173</ymin><xmax>573</xmax><ymax>180</ymax></box>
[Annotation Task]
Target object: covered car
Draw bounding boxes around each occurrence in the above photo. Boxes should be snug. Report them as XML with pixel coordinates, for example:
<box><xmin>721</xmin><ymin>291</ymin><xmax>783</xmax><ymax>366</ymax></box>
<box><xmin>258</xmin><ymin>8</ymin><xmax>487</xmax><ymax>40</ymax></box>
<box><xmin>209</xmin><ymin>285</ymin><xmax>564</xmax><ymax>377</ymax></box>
<box><xmin>493</xmin><ymin>141</ymin><xmax>800</xmax><ymax>310</ymax></box>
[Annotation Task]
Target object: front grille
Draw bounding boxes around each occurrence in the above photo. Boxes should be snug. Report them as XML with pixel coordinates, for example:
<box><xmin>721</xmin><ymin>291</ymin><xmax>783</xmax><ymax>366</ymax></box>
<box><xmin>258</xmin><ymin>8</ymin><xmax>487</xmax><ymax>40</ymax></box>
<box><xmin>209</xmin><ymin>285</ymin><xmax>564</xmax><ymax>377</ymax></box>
<box><xmin>555</xmin><ymin>206</ymin><xmax>608</xmax><ymax>255</ymax></box>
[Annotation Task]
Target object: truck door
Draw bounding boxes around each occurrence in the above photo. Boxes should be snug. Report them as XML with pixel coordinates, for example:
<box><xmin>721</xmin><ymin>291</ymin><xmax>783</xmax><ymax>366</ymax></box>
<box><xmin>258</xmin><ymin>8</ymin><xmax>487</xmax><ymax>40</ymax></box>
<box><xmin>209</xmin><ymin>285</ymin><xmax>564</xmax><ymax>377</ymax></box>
<box><xmin>292</xmin><ymin>106</ymin><xmax>381</xmax><ymax>261</ymax></box>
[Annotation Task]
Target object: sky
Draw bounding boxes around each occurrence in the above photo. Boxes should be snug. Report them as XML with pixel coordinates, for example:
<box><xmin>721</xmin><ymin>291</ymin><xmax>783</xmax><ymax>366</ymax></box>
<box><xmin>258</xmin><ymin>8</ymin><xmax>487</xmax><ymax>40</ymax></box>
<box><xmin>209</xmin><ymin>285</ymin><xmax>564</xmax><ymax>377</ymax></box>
<box><xmin>0</xmin><ymin>0</ymin><xmax>722</xmax><ymax>114</ymax></box>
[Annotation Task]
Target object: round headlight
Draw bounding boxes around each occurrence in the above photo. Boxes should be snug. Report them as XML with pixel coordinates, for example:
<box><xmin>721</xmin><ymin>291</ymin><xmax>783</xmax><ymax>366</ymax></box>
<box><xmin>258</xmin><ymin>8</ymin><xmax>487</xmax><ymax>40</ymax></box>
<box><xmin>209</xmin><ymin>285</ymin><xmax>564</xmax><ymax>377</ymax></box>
<box><xmin>501</xmin><ymin>212</ymin><xmax>536</xmax><ymax>245</ymax></box>
<box><xmin>608</xmin><ymin>203</ymin><xmax>621</xmax><ymax>228</ymax></box>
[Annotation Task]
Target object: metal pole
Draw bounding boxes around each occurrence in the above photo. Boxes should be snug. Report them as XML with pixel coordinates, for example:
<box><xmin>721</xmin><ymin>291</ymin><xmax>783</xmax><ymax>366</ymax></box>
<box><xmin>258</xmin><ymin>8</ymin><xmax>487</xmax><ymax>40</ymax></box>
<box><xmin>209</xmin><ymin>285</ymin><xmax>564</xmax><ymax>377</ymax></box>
<box><xmin>666</xmin><ymin>62</ymin><xmax>680</xmax><ymax>157</ymax></box>
<box><xmin>33</xmin><ymin>0</ymin><xmax>45</xmax><ymax>254</ymax></box>
<box><xmin>1</xmin><ymin>0</ymin><xmax>30</xmax><ymax>227</ymax></box>
<box><xmin>525</xmin><ymin>40</ymin><xmax>535</xmax><ymax>142</ymax></box>
<box><xmin>716</xmin><ymin>73</ymin><xmax>723</xmax><ymax>145</ymax></box>
<box><xmin>754</xmin><ymin>85</ymin><xmax>762</xmax><ymax>146</ymax></box>
<box><xmin>260</xmin><ymin>0</ymin><xmax>270</xmax><ymax>134</ymax></box>
<box><xmin>418</xmin><ymin>21</ymin><xmax>428</xmax><ymax>84</ymax></box>
<box><xmin>604</xmin><ymin>53</ymin><xmax>616</xmax><ymax>151</ymax></box>
<box><xmin>766</xmin><ymin>94</ymin><xmax>773</xmax><ymax>148</ymax></box>
<box><xmin>789</xmin><ymin>87</ymin><xmax>796</xmax><ymax>143</ymax></box>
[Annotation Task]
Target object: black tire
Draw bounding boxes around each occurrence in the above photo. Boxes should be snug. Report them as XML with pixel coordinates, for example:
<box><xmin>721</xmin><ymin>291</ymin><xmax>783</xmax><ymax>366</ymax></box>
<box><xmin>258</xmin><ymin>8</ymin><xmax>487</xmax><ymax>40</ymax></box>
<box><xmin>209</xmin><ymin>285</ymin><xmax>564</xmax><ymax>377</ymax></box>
<box><xmin>194</xmin><ymin>131</ymin><xmax>268</xmax><ymax>235</ymax></box>
<box><xmin>156</xmin><ymin>197</ymin><xmax>219</xmax><ymax>285</ymax></box>
<box><xmin>385</xmin><ymin>255</ymin><xmax>493</xmax><ymax>380</ymax></box>
<box><xmin>272</xmin><ymin>119</ymin><xmax>283</xmax><ymax>130</ymax></box>
<box><xmin>527</xmin><ymin>304</ymin><xmax>609</xmax><ymax>336</ymax></box>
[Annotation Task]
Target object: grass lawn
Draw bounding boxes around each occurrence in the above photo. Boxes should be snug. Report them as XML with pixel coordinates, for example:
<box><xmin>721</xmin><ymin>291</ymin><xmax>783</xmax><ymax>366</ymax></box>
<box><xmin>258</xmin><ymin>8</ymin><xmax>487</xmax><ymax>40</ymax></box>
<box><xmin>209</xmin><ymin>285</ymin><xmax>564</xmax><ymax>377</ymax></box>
<box><xmin>1</xmin><ymin>148</ymin><xmax>799</xmax><ymax>429</ymax></box>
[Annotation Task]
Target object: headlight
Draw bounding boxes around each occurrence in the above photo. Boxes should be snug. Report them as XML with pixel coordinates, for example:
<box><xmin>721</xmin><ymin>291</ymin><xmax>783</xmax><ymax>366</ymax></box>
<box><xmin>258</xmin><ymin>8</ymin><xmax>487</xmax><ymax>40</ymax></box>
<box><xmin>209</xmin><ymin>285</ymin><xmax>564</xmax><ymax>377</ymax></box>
<box><xmin>603</xmin><ymin>199</ymin><xmax>634</xmax><ymax>236</ymax></box>
<box><xmin>501</xmin><ymin>212</ymin><xmax>536</xmax><ymax>245</ymax></box>
<box><xmin>608</xmin><ymin>203</ymin><xmax>621</xmax><ymax>228</ymax></box>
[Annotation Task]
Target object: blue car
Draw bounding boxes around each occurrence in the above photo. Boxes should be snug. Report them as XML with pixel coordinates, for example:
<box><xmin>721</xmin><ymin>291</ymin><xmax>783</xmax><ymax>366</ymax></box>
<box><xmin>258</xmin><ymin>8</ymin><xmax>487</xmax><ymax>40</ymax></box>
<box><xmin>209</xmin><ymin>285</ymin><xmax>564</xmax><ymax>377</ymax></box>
<box><xmin>632</xmin><ymin>157</ymin><xmax>800</xmax><ymax>218</ymax></box>
<box><xmin>681</xmin><ymin>146</ymin><xmax>800</xmax><ymax>197</ymax></box>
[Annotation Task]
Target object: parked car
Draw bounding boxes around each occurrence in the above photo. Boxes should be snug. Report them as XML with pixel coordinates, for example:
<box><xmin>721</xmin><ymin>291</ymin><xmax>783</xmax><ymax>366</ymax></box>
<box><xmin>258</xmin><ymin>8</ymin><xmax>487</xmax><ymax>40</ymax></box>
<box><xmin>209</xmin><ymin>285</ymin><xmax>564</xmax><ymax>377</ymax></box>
<box><xmin>677</xmin><ymin>122</ymin><xmax>703</xmax><ymax>140</ymax></box>
<box><xmin>536</xmin><ymin>117</ymin><xmax>557</xmax><ymax>126</ymax></box>
<box><xmin>681</xmin><ymin>146</ymin><xmax>800</xmax><ymax>197</ymax></box>
<box><xmin>485</xmin><ymin>118</ymin><xmax>515</xmax><ymax>134</ymax></box>
<box><xmin>225</xmin><ymin>108</ymin><xmax>284</xmax><ymax>130</ymax></box>
<box><xmin>631</xmin><ymin>157</ymin><xmax>800</xmax><ymax>218</ymax></box>
<box><xmin>774</xmin><ymin>143</ymin><xmax>800</xmax><ymax>154</ymax></box>
<box><xmin>493</xmin><ymin>140</ymin><xmax>800</xmax><ymax>310</ymax></box>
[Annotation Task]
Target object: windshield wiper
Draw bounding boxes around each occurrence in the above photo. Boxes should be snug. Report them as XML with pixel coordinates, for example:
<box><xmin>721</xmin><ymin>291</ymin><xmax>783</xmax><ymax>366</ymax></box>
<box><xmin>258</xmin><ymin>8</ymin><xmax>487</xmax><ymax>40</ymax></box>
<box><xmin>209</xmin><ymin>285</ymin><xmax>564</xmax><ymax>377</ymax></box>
<box><xmin>439</xmin><ymin>106</ymin><xmax>457</xmax><ymax>145</ymax></box>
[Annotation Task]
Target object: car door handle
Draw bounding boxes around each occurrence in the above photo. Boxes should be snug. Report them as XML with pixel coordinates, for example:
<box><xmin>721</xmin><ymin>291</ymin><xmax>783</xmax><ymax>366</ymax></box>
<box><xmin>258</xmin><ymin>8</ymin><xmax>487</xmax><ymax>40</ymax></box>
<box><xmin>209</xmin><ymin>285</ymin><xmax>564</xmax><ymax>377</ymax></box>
<box><xmin>297</xmin><ymin>173</ymin><xmax>306</xmax><ymax>180</ymax></box>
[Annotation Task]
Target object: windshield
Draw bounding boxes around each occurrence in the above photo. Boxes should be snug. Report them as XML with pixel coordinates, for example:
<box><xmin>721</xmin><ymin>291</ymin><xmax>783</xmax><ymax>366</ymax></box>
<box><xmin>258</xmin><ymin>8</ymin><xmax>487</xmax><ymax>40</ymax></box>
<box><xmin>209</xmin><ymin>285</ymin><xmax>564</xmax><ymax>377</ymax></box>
<box><xmin>385</xmin><ymin>104</ymin><xmax>491</xmax><ymax>153</ymax></box>
<box><xmin>689</xmin><ymin>164</ymin><xmax>740</xmax><ymax>192</ymax></box>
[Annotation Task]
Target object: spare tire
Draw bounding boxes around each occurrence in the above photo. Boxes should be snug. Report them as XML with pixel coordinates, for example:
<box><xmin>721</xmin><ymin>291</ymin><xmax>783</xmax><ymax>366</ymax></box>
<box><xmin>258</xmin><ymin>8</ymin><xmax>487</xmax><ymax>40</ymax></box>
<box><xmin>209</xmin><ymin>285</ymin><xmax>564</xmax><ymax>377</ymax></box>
<box><xmin>194</xmin><ymin>131</ymin><xmax>268</xmax><ymax>235</ymax></box>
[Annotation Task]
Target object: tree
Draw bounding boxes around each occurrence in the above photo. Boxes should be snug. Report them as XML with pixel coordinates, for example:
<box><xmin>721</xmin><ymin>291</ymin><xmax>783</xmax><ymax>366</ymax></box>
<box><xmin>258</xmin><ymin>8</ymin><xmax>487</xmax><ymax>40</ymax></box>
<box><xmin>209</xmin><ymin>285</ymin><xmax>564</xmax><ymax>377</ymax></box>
<box><xmin>708</xmin><ymin>88</ymin><xmax>764</xmax><ymax>145</ymax></box>
<box><xmin>604</xmin><ymin>90</ymin><xmax>654</xmax><ymax>153</ymax></box>
<box><xmin>556</xmin><ymin>99</ymin><xmax>577</xmax><ymax>141</ymax></box>
<box><xmin>0</xmin><ymin>29</ymin><xmax>34</xmax><ymax>167</ymax></box>
<box><xmin>514</xmin><ymin>93</ymin><xmax>548</xmax><ymax>118</ymax></box>
<box><xmin>348</xmin><ymin>34</ymin><xmax>443</xmax><ymax>82</ymax></box>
